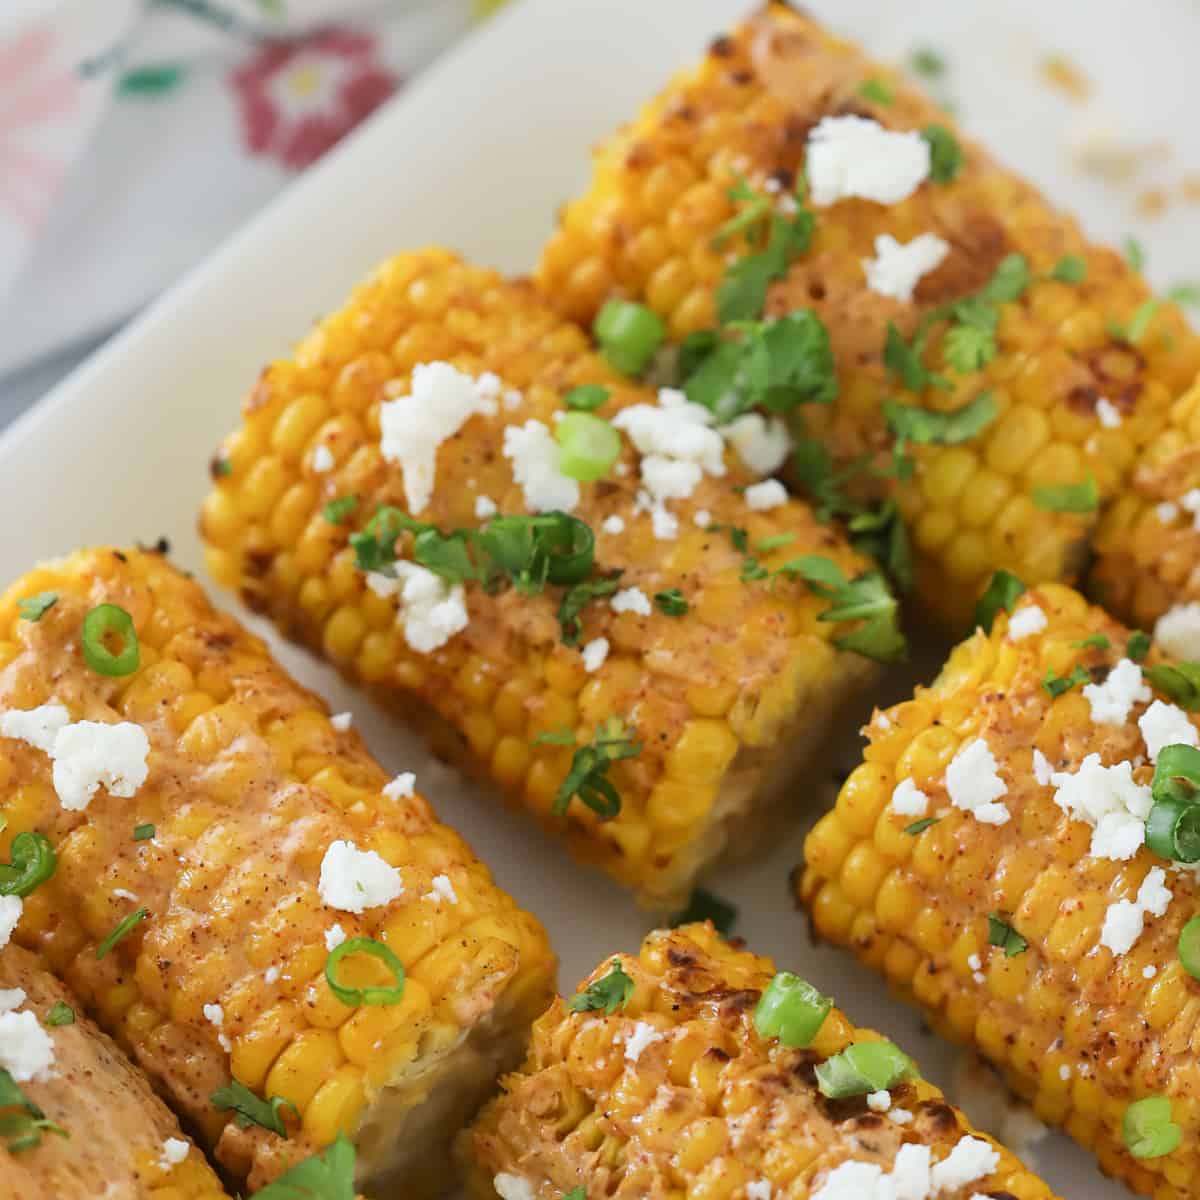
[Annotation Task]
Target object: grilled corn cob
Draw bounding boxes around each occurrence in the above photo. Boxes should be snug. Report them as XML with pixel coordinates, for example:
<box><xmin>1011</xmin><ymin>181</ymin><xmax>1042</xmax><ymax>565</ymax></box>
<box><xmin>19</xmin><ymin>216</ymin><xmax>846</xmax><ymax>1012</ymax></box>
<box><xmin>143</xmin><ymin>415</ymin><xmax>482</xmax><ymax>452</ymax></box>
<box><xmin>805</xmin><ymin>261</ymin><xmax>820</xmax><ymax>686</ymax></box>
<box><xmin>1092</xmin><ymin>372</ymin><xmax>1200</xmax><ymax>631</ymax></box>
<box><xmin>800</xmin><ymin>582</ymin><xmax>1200</xmax><ymax>1197</ymax></box>
<box><xmin>0</xmin><ymin>546</ymin><xmax>555</xmax><ymax>1198</ymax></box>
<box><xmin>537</xmin><ymin>1</ymin><xmax>1200</xmax><ymax>626</ymax></box>
<box><xmin>0</xmin><ymin>942</ymin><xmax>228</xmax><ymax>1200</ymax></box>
<box><xmin>199</xmin><ymin>247</ymin><xmax>889</xmax><ymax>910</ymax></box>
<box><xmin>462</xmin><ymin>922</ymin><xmax>1058</xmax><ymax>1199</ymax></box>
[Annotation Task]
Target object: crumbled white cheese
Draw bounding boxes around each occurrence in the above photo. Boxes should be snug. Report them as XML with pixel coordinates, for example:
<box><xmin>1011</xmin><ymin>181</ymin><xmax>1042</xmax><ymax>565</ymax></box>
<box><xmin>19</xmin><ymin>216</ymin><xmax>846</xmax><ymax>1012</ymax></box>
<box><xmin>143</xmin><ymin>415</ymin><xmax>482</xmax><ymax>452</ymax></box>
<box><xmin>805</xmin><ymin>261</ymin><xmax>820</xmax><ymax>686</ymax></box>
<box><xmin>311</xmin><ymin>444</ymin><xmax>335</xmax><ymax>473</ymax></box>
<box><xmin>160</xmin><ymin>1137</ymin><xmax>190</xmax><ymax>1170</ymax></box>
<box><xmin>0</xmin><ymin>895</ymin><xmax>21</xmax><ymax>949</ymax></box>
<box><xmin>1032</xmin><ymin>748</ymin><xmax>1054</xmax><ymax>786</ymax></box>
<box><xmin>474</xmin><ymin>494</ymin><xmax>497</xmax><ymax>520</ymax></box>
<box><xmin>1051</xmin><ymin>754</ymin><xmax>1152</xmax><ymax>860</ymax></box>
<box><xmin>2</xmin><ymin>706</ymin><xmax>151</xmax><ymax>813</ymax></box>
<box><xmin>368</xmin><ymin>563</ymin><xmax>469</xmax><ymax>654</ymax></box>
<box><xmin>611</xmin><ymin>587</ymin><xmax>652</xmax><ymax>617</ymax></box>
<box><xmin>929</xmin><ymin>1137</ymin><xmax>1000</xmax><ymax>1194</ymax></box>
<box><xmin>812</xmin><ymin>1161</ymin><xmax>884</xmax><ymax>1200</ymax></box>
<box><xmin>1058</xmin><ymin>1065</ymin><xmax>1072</xmax><ymax>1081</ymax></box>
<box><xmin>806</xmin><ymin>115</ymin><xmax>931</xmax><ymax>207</ymax></box>
<box><xmin>0</xmin><ymin>1010</ymin><xmax>55</xmax><ymax>1082</ymax></box>
<box><xmin>888</xmin><ymin>1107</ymin><xmax>914</xmax><ymax>1125</ymax></box>
<box><xmin>745</xmin><ymin>1183</ymin><xmax>772</xmax><ymax>1200</ymax></box>
<box><xmin>383</xmin><ymin>772</ymin><xmax>416</xmax><ymax>800</ymax></box>
<box><xmin>613</xmin><ymin>389</ymin><xmax>726</xmax><ymax>534</ymax></box>
<box><xmin>1095</xmin><ymin>397</ymin><xmax>1122</xmax><ymax>428</ymax></box>
<box><xmin>324</xmin><ymin>923</ymin><xmax>347</xmax><ymax>952</ymax></box>
<box><xmin>1156</xmin><ymin>602</ymin><xmax>1200</xmax><ymax>661</ymax></box>
<box><xmin>426</xmin><ymin>874</ymin><xmax>459</xmax><ymax>904</ymax></box>
<box><xmin>866</xmin><ymin>1089</ymin><xmax>891</xmax><ymax>1112</ymax></box>
<box><xmin>602</xmin><ymin>515</ymin><xmax>626</xmax><ymax>535</ymax></box>
<box><xmin>1007</xmin><ymin>604</ymin><xmax>1047</xmax><ymax>641</ymax></box>
<box><xmin>1083</xmin><ymin>658</ymin><xmax>1151</xmax><ymax>725</ymax></box>
<box><xmin>890</xmin><ymin>1143</ymin><xmax>933</xmax><ymax>1199</ymax></box>
<box><xmin>967</xmin><ymin>953</ymin><xmax>982</xmax><ymax>972</ymax></box>
<box><xmin>582</xmin><ymin>637</ymin><xmax>610</xmax><ymax>673</ymax></box>
<box><xmin>264</xmin><ymin>967</ymin><xmax>280</xmax><ymax>985</ymax></box>
<box><xmin>862</xmin><ymin>233</ymin><xmax>950</xmax><ymax>302</ymax></box>
<box><xmin>493</xmin><ymin>1175</ymin><xmax>535</xmax><ymax>1200</ymax></box>
<box><xmin>1183</xmin><ymin>488</ymin><xmax>1200</xmax><ymax>530</ymax></box>
<box><xmin>502</xmin><ymin>420</ymin><xmax>580</xmax><ymax>513</ymax></box>
<box><xmin>0</xmin><ymin>702</ymin><xmax>69</xmax><ymax>753</ymax></box>
<box><xmin>744</xmin><ymin>479</ymin><xmax>788</xmax><ymax>511</ymax></box>
<box><xmin>945</xmin><ymin>739</ymin><xmax>1010</xmax><ymax>825</ymax></box>
<box><xmin>635</xmin><ymin>491</ymin><xmax>679</xmax><ymax>540</ymax></box>
<box><xmin>318</xmin><ymin>840</ymin><xmax>403</xmax><ymax>913</ymax></box>
<box><xmin>379</xmin><ymin>362</ymin><xmax>499</xmax><ymax>515</ymax></box>
<box><xmin>1138</xmin><ymin>699</ymin><xmax>1198</xmax><ymax>762</ymax></box>
<box><xmin>330</xmin><ymin>711</ymin><xmax>352</xmax><ymax>732</ymax></box>
<box><xmin>1156</xmin><ymin>501</ymin><xmax>1180</xmax><ymax>524</ymax></box>
<box><xmin>724</xmin><ymin>413</ymin><xmax>791</xmax><ymax>476</ymax></box>
<box><xmin>202</xmin><ymin>1003</ymin><xmax>227</xmax><ymax>1052</ymax></box>
<box><xmin>0</xmin><ymin>989</ymin><xmax>25</xmax><ymax>1014</ymax></box>
<box><xmin>890</xmin><ymin>777</ymin><xmax>929</xmax><ymax>817</ymax></box>
<box><xmin>693</xmin><ymin>509</ymin><xmax>712</xmax><ymax>528</ymax></box>
<box><xmin>1144</xmin><ymin>964</ymin><xmax>1158</xmax><ymax>979</ymax></box>
<box><xmin>1100</xmin><ymin>866</ymin><xmax>1172</xmax><ymax>956</ymax></box>
<box><xmin>112</xmin><ymin>888</ymin><xmax>139</xmax><ymax>902</ymax></box>
<box><xmin>623</xmin><ymin>1021</ymin><xmax>664</xmax><ymax>1063</ymax></box>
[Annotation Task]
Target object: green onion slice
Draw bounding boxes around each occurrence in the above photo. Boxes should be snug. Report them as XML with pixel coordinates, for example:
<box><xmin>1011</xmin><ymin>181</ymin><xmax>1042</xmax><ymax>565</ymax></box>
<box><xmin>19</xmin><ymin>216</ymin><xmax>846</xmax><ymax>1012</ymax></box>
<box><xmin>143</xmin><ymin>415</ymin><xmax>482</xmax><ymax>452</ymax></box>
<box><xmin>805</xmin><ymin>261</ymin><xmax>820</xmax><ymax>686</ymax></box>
<box><xmin>133</xmin><ymin>824</ymin><xmax>156</xmax><ymax>842</ymax></box>
<box><xmin>986</xmin><ymin>913</ymin><xmax>1029</xmax><ymax>957</ymax></box>
<box><xmin>324</xmin><ymin>937</ymin><xmax>406</xmax><ymax>1007</ymax></box>
<box><xmin>95</xmin><ymin>908</ymin><xmax>149</xmax><ymax>959</ymax></box>
<box><xmin>815</xmin><ymin>1039</ymin><xmax>917</xmax><ymax>1099</ymax></box>
<box><xmin>564</xmin><ymin>384</ymin><xmax>610</xmax><ymax>412</ymax></box>
<box><xmin>1145</xmin><ymin>797</ymin><xmax>1200</xmax><ymax>862</ymax></box>
<box><xmin>753</xmin><ymin>972</ymin><xmax>832</xmax><ymax>1048</ymax></box>
<box><xmin>1179</xmin><ymin>916</ymin><xmax>1200</xmax><ymax>981</ymax></box>
<box><xmin>554</xmin><ymin>412</ymin><xmax>621</xmax><ymax>482</ymax></box>
<box><xmin>593</xmin><ymin>299</ymin><xmax>665</xmax><ymax>376</ymax></box>
<box><xmin>0</xmin><ymin>832</ymin><xmax>56</xmax><ymax>897</ymax></box>
<box><xmin>81</xmin><ymin>604</ymin><xmax>140</xmax><ymax>677</ymax></box>
<box><xmin>1123</xmin><ymin>1096</ymin><xmax>1181</xmax><ymax>1159</ymax></box>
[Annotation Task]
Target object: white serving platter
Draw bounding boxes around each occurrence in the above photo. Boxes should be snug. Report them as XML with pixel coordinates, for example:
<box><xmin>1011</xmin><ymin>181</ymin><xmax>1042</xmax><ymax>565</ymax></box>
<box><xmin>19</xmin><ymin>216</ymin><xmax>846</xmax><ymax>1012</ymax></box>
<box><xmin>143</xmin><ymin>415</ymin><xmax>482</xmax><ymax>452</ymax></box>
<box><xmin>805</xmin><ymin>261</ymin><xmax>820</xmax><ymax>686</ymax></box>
<box><xmin>3</xmin><ymin>1</ymin><xmax>1198</xmax><ymax>1196</ymax></box>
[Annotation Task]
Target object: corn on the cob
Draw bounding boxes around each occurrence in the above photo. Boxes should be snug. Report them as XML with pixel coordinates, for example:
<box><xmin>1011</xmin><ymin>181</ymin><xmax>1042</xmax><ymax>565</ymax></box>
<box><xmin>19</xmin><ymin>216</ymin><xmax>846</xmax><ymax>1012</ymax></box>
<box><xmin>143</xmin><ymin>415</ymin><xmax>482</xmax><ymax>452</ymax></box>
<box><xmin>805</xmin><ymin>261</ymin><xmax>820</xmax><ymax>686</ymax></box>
<box><xmin>537</xmin><ymin>1</ymin><xmax>1200</xmax><ymax>626</ymax></box>
<box><xmin>462</xmin><ymin>922</ymin><xmax>1058</xmax><ymax>1199</ymax></box>
<box><xmin>800</xmin><ymin>582</ymin><xmax>1200</xmax><ymax>1197</ymax></box>
<box><xmin>199</xmin><ymin>247</ymin><xmax>890</xmax><ymax>911</ymax></box>
<box><xmin>0</xmin><ymin>942</ymin><xmax>228</xmax><ymax>1200</ymax></box>
<box><xmin>1092</xmin><ymin>372</ymin><xmax>1200</xmax><ymax>631</ymax></box>
<box><xmin>0</xmin><ymin>546</ymin><xmax>555</xmax><ymax>1198</ymax></box>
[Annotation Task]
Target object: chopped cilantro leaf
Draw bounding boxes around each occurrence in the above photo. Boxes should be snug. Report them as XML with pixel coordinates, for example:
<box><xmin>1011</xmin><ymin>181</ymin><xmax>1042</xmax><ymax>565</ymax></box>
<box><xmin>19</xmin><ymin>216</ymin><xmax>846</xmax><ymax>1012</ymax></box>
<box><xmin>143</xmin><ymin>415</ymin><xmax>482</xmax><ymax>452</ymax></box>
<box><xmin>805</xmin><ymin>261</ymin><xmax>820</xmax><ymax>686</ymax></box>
<box><xmin>567</xmin><ymin>959</ymin><xmax>635</xmax><ymax>1015</ymax></box>
<box><xmin>95</xmin><ymin>908</ymin><xmax>148</xmax><ymax>959</ymax></box>
<box><xmin>910</xmin><ymin>47</ymin><xmax>947</xmax><ymax>79</ymax></box>
<box><xmin>707</xmin><ymin>523</ymin><xmax>749</xmax><ymax>553</ymax></box>
<box><xmin>1127</xmin><ymin>631</ymin><xmax>1152</xmax><ymax>661</ymax></box>
<box><xmin>1167</xmin><ymin>282</ymin><xmax>1200</xmax><ymax>308</ymax></box>
<box><xmin>987</xmin><ymin>914</ymin><xmax>1029</xmax><ymax>957</ymax></box>
<box><xmin>1124</xmin><ymin>236</ymin><xmax>1146</xmax><ymax>272</ymax></box>
<box><xmin>211</xmin><ymin>1079</ymin><xmax>298</xmax><ymax>1136</ymax></box>
<box><xmin>858</xmin><ymin>78</ymin><xmax>894</xmax><ymax>106</ymax></box>
<box><xmin>904</xmin><ymin>817</ymin><xmax>940</xmax><ymax>836</ymax></box>
<box><xmin>17</xmin><ymin>592</ymin><xmax>57</xmax><ymax>622</ymax></box>
<box><xmin>252</xmin><ymin>1133</ymin><xmax>356</xmax><ymax>1200</ymax></box>
<box><xmin>551</xmin><ymin>717</ymin><xmax>641</xmax><ymax>820</ymax></box>
<box><xmin>558</xmin><ymin>572</ymin><xmax>622</xmax><ymax>646</ymax></box>
<box><xmin>1049</xmin><ymin>254</ymin><xmax>1088</xmax><ymax>284</ymax></box>
<box><xmin>1032</xmin><ymin>475</ymin><xmax>1098</xmax><ymax>514</ymax></box>
<box><xmin>884</xmin><ymin>391</ymin><xmax>998</xmax><ymax>449</ymax></box>
<box><xmin>1042</xmin><ymin>664</ymin><xmax>1092</xmax><ymax>699</ymax></box>
<box><xmin>1126</xmin><ymin>298</ymin><xmax>1162</xmax><ymax>345</ymax></box>
<box><xmin>0</xmin><ymin>1069</ymin><xmax>68</xmax><ymax>1154</ymax></box>
<box><xmin>322</xmin><ymin>495</ymin><xmax>358</xmax><ymax>525</ymax></box>
<box><xmin>922</xmin><ymin>124</ymin><xmax>963</xmax><ymax>183</ymax></box>
<box><xmin>671</xmin><ymin>887</ymin><xmax>738</xmax><ymax>937</ymax></box>
<box><xmin>1074</xmin><ymin>634</ymin><xmax>1110</xmax><ymax>651</ymax></box>
<box><xmin>1146</xmin><ymin>662</ymin><xmax>1200</xmax><ymax>711</ymax></box>
<box><xmin>980</xmin><ymin>254</ymin><xmax>1033</xmax><ymax>304</ymax></box>
<box><xmin>974</xmin><ymin>569</ymin><xmax>1026</xmax><ymax>633</ymax></box>
<box><xmin>565</xmin><ymin>384</ymin><xmax>610</xmax><ymax>411</ymax></box>
<box><xmin>45</xmin><ymin>1001</ymin><xmax>74</xmax><ymax>1027</ymax></box>
<box><xmin>654</xmin><ymin>589</ymin><xmax>688</xmax><ymax>616</ymax></box>
<box><xmin>133</xmin><ymin>823</ymin><xmax>156</xmax><ymax>841</ymax></box>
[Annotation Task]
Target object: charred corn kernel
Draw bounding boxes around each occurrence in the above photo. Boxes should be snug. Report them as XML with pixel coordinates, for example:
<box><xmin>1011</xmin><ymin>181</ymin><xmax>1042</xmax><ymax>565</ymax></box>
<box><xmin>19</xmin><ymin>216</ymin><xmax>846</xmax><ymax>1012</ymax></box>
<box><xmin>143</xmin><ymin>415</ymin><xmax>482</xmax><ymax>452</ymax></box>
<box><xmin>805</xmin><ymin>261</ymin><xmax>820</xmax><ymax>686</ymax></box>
<box><xmin>463</xmin><ymin>924</ymin><xmax>1057</xmax><ymax>1200</ymax></box>
<box><xmin>1093</xmin><ymin>372</ymin><xmax>1200</xmax><ymax>629</ymax></box>
<box><xmin>199</xmin><ymin>247</ymin><xmax>883</xmax><ymax>910</ymax></box>
<box><xmin>799</xmin><ymin>582</ymin><xmax>1200</xmax><ymax>1197</ymax></box>
<box><xmin>0</xmin><ymin>945</ymin><xmax>230</xmax><ymax>1200</ymax></box>
<box><xmin>537</xmin><ymin>3</ymin><xmax>1200</xmax><ymax>627</ymax></box>
<box><xmin>0</xmin><ymin>546</ymin><xmax>555</xmax><ymax>1199</ymax></box>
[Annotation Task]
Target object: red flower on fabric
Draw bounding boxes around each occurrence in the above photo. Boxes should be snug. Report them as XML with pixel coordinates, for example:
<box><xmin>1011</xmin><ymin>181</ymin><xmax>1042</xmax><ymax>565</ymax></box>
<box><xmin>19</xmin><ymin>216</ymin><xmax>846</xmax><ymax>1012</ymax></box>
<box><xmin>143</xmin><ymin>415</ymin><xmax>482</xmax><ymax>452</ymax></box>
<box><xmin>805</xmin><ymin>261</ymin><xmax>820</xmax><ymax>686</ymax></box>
<box><xmin>231</xmin><ymin>28</ymin><xmax>398</xmax><ymax>171</ymax></box>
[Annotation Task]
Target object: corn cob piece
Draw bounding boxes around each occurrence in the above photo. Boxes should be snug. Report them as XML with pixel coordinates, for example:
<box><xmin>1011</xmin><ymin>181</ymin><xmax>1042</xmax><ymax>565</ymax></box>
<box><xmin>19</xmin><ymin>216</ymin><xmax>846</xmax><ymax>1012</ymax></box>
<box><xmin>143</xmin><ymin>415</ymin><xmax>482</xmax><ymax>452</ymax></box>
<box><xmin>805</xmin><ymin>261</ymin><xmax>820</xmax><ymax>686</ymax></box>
<box><xmin>537</xmin><ymin>1</ymin><xmax>1200</xmax><ymax>626</ymax></box>
<box><xmin>800</xmin><ymin>582</ymin><xmax>1200</xmax><ymax>1197</ymax></box>
<box><xmin>1092</xmin><ymin>371</ymin><xmax>1200</xmax><ymax>633</ymax></box>
<box><xmin>462</xmin><ymin>922</ymin><xmax>1058</xmax><ymax>1199</ymax></box>
<box><xmin>0</xmin><ymin>942</ymin><xmax>228</xmax><ymax>1200</ymax></box>
<box><xmin>0</xmin><ymin>546</ymin><xmax>555</xmax><ymax>1198</ymax></box>
<box><xmin>199</xmin><ymin>247</ymin><xmax>889</xmax><ymax>910</ymax></box>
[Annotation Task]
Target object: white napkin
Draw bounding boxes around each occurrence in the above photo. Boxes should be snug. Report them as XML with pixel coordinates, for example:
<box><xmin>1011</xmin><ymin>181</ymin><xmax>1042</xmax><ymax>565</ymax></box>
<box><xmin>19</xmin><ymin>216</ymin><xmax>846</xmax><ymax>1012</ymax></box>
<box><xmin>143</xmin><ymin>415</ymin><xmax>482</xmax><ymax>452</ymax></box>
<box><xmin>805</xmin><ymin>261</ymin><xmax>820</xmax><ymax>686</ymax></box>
<box><xmin>0</xmin><ymin>0</ymin><xmax>496</xmax><ymax>377</ymax></box>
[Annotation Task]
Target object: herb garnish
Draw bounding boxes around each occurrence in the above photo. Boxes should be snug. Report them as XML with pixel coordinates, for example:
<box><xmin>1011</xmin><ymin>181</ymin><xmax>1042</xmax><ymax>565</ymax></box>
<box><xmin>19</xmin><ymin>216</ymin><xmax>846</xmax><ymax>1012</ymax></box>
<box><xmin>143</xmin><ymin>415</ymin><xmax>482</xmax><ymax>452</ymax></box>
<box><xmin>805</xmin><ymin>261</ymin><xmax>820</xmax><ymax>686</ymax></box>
<box><xmin>567</xmin><ymin>959</ymin><xmax>635</xmax><ymax>1015</ymax></box>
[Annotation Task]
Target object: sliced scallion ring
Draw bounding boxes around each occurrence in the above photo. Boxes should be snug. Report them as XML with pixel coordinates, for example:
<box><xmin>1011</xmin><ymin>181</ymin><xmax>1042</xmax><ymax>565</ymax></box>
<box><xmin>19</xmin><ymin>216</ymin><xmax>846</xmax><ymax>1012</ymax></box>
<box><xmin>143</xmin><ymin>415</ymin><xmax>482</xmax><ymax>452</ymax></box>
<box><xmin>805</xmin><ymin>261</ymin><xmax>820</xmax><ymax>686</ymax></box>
<box><xmin>593</xmin><ymin>299</ymin><xmax>665</xmax><ymax>376</ymax></box>
<box><xmin>81</xmin><ymin>604</ymin><xmax>140</xmax><ymax>677</ymax></box>
<box><xmin>815</xmin><ymin>1039</ymin><xmax>917</xmax><ymax>1099</ymax></box>
<box><xmin>0</xmin><ymin>832</ymin><xmax>56</xmax><ymax>898</ymax></box>
<box><xmin>554</xmin><ymin>413</ymin><xmax>621</xmax><ymax>482</ymax></box>
<box><xmin>1179</xmin><ymin>916</ymin><xmax>1200</xmax><ymax>980</ymax></box>
<box><xmin>1123</xmin><ymin>1096</ymin><xmax>1181</xmax><ymax>1159</ymax></box>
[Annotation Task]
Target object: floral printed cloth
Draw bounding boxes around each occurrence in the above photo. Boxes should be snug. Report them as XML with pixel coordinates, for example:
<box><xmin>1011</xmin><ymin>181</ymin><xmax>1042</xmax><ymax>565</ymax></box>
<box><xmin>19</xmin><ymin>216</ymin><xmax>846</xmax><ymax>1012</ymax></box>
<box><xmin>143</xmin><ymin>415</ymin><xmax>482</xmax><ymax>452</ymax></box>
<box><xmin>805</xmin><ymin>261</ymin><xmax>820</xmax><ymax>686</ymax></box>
<box><xmin>0</xmin><ymin>0</ymin><xmax>505</xmax><ymax>378</ymax></box>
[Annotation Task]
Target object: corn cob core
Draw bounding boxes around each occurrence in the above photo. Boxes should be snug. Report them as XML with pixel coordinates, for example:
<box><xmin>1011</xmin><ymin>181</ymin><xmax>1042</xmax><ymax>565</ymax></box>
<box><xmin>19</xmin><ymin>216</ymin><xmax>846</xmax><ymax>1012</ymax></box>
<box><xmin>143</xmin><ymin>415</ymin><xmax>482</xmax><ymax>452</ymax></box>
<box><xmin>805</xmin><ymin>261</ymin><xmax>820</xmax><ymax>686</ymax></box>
<box><xmin>464</xmin><ymin>922</ymin><xmax>1057</xmax><ymax>1199</ymax></box>
<box><xmin>801</xmin><ymin>583</ymin><xmax>1200</xmax><ymax>1198</ymax></box>
<box><xmin>1092</xmin><ymin>372</ymin><xmax>1200</xmax><ymax>628</ymax></box>
<box><xmin>0</xmin><ymin>546</ymin><xmax>555</xmax><ymax>1197</ymax></box>
<box><xmin>0</xmin><ymin>943</ymin><xmax>228</xmax><ymax>1200</ymax></box>
<box><xmin>537</xmin><ymin>1</ymin><xmax>1200</xmax><ymax>625</ymax></box>
<box><xmin>199</xmin><ymin>247</ymin><xmax>880</xmax><ymax>910</ymax></box>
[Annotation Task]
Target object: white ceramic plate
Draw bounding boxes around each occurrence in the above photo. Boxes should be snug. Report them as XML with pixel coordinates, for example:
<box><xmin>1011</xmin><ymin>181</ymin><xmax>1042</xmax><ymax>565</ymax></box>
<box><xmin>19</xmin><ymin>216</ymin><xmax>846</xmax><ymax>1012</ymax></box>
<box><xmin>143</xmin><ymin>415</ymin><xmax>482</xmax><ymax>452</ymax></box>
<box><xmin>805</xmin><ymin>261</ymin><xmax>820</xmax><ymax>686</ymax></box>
<box><xmin>4</xmin><ymin>2</ymin><xmax>1198</xmax><ymax>1196</ymax></box>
